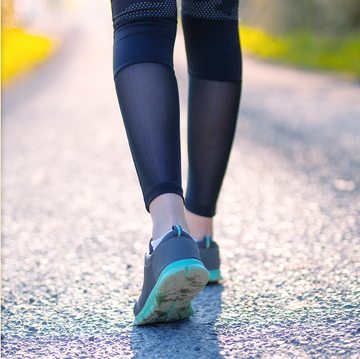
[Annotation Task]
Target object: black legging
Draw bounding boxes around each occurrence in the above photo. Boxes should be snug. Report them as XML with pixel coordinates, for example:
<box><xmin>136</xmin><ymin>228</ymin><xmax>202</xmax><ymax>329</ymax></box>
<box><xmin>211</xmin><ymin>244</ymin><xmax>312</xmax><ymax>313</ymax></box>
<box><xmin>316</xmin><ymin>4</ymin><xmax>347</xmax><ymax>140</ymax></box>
<box><xmin>111</xmin><ymin>0</ymin><xmax>242</xmax><ymax>217</ymax></box>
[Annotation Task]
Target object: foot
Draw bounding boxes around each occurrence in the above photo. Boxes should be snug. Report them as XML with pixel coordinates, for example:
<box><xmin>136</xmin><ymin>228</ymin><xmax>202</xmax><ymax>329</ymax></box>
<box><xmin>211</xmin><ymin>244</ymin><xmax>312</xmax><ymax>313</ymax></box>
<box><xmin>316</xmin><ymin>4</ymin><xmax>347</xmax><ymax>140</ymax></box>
<box><xmin>196</xmin><ymin>236</ymin><xmax>222</xmax><ymax>283</ymax></box>
<box><xmin>133</xmin><ymin>225</ymin><xmax>209</xmax><ymax>325</ymax></box>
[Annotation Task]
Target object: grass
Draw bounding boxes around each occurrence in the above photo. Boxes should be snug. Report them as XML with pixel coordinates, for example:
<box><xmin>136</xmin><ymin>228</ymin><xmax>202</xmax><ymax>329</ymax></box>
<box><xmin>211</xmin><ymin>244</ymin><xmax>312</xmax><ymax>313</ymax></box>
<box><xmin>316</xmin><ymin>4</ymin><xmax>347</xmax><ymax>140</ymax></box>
<box><xmin>1</xmin><ymin>28</ymin><xmax>57</xmax><ymax>85</ymax></box>
<box><xmin>240</xmin><ymin>25</ymin><xmax>360</xmax><ymax>78</ymax></box>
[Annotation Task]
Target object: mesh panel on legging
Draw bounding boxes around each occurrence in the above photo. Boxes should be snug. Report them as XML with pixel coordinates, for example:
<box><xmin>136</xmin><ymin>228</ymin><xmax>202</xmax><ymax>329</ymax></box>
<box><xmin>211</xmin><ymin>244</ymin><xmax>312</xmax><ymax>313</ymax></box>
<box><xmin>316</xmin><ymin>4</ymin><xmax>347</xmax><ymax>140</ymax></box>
<box><xmin>111</xmin><ymin>0</ymin><xmax>182</xmax><ymax>211</ymax></box>
<box><xmin>185</xmin><ymin>77</ymin><xmax>242</xmax><ymax>218</ymax></box>
<box><xmin>114</xmin><ymin>63</ymin><xmax>183</xmax><ymax>211</ymax></box>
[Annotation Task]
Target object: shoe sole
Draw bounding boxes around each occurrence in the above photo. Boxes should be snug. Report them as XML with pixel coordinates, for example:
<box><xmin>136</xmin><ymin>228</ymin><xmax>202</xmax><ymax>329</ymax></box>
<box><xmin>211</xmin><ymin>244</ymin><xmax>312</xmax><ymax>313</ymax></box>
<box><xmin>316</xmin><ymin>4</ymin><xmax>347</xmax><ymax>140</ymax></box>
<box><xmin>134</xmin><ymin>259</ymin><xmax>209</xmax><ymax>326</ymax></box>
<box><xmin>208</xmin><ymin>269</ymin><xmax>222</xmax><ymax>283</ymax></box>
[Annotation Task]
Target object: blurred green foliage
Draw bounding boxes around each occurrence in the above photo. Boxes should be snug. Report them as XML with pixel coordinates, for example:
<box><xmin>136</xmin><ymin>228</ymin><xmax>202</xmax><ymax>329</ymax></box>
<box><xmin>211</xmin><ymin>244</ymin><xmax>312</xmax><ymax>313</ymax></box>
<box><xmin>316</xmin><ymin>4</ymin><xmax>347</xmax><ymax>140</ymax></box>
<box><xmin>240</xmin><ymin>26</ymin><xmax>360</xmax><ymax>77</ymax></box>
<box><xmin>240</xmin><ymin>0</ymin><xmax>360</xmax><ymax>35</ymax></box>
<box><xmin>284</xmin><ymin>31</ymin><xmax>360</xmax><ymax>76</ymax></box>
<box><xmin>240</xmin><ymin>1</ymin><xmax>360</xmax><ymax>77</ymax></box>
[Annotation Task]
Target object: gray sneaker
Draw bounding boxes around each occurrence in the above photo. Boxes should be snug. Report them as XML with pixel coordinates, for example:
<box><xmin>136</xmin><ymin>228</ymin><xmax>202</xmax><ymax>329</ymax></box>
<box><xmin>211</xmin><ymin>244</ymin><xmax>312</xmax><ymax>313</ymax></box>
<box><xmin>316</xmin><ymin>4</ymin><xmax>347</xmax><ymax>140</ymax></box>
<box><xmin>133</xmin><ymin>225</ymin><xmax>209</xmax><ymax>325</ymax></box>
<box><xmin>196</xmin><ymin>236</ymin><xmax>222</xmax><ymax>283</ymax></box>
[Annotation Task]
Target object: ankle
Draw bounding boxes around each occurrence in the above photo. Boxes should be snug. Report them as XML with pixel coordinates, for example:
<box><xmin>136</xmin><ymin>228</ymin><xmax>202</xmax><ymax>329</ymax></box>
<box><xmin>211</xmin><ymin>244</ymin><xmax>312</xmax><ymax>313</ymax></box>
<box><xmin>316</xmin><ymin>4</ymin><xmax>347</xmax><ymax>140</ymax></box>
<box><xmin>185</xmin><ymin>209</ymin><xmax>213</xmax><ymax>239</ymax></box>
<box><xmin>149</xmin><ymin>194</ymin><xmax>189</xmax><ymax>239</ymax></box>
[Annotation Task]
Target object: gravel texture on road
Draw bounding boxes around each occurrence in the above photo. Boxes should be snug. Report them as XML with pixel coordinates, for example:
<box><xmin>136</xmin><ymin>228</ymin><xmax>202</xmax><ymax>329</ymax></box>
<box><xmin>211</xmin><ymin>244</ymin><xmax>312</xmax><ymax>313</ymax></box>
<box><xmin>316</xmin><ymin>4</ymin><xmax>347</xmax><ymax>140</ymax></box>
<box><xmin>2</xmin><ymin>5</ymin><xmax>360</xmax><ymax>358</ymax></box>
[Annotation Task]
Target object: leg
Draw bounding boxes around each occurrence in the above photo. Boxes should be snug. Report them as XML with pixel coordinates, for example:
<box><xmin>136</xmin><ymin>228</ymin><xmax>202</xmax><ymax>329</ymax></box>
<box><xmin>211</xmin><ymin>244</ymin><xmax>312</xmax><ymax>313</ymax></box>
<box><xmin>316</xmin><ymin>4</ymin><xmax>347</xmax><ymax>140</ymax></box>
<box><xmin>182</xmin><ymin>1</ymin><xmax>242</xmax><ymax>239</ymax></box>
<box><xmin>181</xmin><ymin>0</ymin><xmax>242</xmax><ymax>282</ymax></box>
<box><xmin>111</xmin><ymin>0</ymin><xmax>209</xmax><ymax>324</ymax></box>
<box><xmin>111</xmin><ymin>1</ymin><xmax>188</xmax><ymax>239</ymax></box>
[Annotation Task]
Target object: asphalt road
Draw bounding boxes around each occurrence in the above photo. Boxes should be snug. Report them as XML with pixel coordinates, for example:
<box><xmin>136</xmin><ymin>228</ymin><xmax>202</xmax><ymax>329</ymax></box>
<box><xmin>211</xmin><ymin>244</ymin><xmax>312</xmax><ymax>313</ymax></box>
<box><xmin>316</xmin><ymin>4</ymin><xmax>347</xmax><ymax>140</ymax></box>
<box><xmin>2</xmin><ymin>4</ymin><xmax>360</xmax><ymax>358</ymax></box>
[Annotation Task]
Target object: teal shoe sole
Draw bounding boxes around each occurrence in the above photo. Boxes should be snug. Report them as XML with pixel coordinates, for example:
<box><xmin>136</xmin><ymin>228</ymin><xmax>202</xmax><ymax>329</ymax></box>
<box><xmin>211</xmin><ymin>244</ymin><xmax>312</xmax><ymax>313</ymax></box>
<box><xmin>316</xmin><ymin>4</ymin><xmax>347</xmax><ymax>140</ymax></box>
<box><xmin>208</xmin><ymin>269</ymin><xmax>222</xmax><ymax>283</ymax></box>
<box><xmin>134</xmin><ymin>259</ymin><xmax>209</xmax><ymax>326</ymax></box>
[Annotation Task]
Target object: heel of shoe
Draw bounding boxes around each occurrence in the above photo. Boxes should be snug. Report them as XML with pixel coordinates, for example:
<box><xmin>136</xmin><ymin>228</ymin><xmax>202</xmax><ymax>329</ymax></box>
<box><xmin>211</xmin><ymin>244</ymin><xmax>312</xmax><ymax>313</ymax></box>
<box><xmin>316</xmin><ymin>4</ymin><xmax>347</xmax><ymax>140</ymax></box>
<box><xmin>160</xmin><ymin>259</ymin><xmax>209</xmax><ymax>283</ymax></box>
<box><xmin>134</xmin><ymin>259</ymin><xmax>209</xmax><ymax>325</ymax></box>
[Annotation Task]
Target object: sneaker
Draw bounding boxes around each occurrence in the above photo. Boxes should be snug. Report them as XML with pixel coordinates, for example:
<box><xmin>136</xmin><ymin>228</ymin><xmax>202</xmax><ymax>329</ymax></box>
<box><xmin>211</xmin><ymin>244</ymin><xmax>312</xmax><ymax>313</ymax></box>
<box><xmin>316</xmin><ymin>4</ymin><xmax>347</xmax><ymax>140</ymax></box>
<box><xmin>196</xmin><ymin>236</ymin><xmax>222</xmax><ymax>283</ymax></box>
<box><xmin>133</xmin><ymin>225</ymin><xmax>209</xmax><ymax>325</ymax></box>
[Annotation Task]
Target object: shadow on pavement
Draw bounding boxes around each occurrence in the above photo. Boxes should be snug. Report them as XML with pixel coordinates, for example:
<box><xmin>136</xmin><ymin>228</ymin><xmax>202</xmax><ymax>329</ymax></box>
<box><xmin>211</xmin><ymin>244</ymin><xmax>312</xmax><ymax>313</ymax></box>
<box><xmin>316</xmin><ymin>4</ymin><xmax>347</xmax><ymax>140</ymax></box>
<box><xmin>129</xmin><ymin>283</ymin><xmax>224</xmax><ymax>358</ymax></box>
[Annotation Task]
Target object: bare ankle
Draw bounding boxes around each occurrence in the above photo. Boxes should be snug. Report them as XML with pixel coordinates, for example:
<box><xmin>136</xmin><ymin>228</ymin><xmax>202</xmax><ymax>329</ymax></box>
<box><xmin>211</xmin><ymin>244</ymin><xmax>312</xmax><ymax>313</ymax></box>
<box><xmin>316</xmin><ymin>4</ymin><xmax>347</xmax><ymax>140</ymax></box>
<box><xmin>149</xmin><ymin>194</ymin><xmax>189</xmax><ymax>239</ymax></box>
<box><xmin>185</xmin><ymin>208</ymin><xmax>213</xmax><ymax>239</ymax></box>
